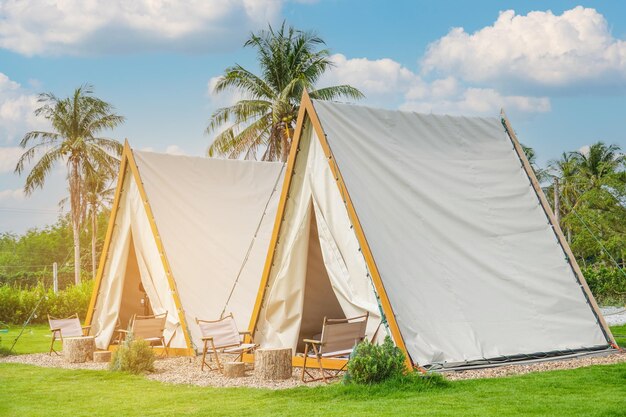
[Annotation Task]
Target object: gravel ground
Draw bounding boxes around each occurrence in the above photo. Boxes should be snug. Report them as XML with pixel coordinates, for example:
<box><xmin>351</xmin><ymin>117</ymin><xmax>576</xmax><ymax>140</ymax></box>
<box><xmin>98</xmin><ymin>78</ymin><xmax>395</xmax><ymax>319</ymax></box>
<box><xmin>601</xmin><ymin>306</ymin><xmax>626</xmax><ymax>326</ymax></box>
<box><xmin>445</xmin><ymin>351</ymin><xmax>626</xmax><ymax>381</ymax></box>
<box><xmin>0</xmin><ymin>353</ymin><xmax>327</xmax><ymax>389</ymax></box>
<box><xmin>2</xmin><ymin>349</ymin><xmax>625</xmax><ymax>387</ymax></box>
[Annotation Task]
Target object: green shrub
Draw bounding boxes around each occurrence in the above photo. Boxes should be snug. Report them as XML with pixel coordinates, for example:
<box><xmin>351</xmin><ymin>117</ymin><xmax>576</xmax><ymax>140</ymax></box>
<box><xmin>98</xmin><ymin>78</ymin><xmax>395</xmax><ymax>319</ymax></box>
<box><xmin>345</xmin><ymin>336</ymin><xmax>407</xmax><ymax>385</ymax></box>
<box><xmin>583</xmin><ymin>265</ymin><xmax>626</xmax><ymax>305</ymax></box>
<box><xmin>0</xmin><ymin>281</ymin><xmax>93</xmax><ymax>324</ymax></box>
<box><xmin>109</xmin><ymin>334</ymin><xmax>155</xmax><ymax>375</ymax></box>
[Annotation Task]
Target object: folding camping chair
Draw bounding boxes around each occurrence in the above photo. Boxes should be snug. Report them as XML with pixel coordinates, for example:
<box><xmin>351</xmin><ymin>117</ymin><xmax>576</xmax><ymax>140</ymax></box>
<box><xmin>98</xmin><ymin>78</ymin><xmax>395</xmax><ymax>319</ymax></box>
<box><xmin>48</xmin><ymin>314</ymin><xmax>91</xmax><ymax>355</ymax></box>
<box><xmin>301</xmin><ymin>312</ymin><xmax>369</xmax><ymax>383</ymax></box>
<box><xmin>195</xmin><ymin>313</ymin><xmax>257</xmax><ymax>372</ymax></box>
<box><xmin>116</xmin><ymin>312</ymin><xmax>169</xmax><ymax>357</ymax></box>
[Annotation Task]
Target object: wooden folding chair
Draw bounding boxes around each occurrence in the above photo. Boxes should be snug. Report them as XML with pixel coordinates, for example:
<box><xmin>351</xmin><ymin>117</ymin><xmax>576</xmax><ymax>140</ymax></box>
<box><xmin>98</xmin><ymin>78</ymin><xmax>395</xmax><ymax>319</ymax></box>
<box><xmin>116</xmin><ymin>312</ymin><xmax>169</xmax><ymax>357</ymax></box>
<box><xmin>48</xmin><ymin>314</ymin><xmax>91</xmax><ymax>356</ymax></box>
<box><xmin>195</xmin><ymin>313</ymin><xmax>257</xmax><ymax>372</ymax></box>
<box><xmin>301</xmin><ymin>312</ymin><xmax>369</xmax><ymax>383</ymax></box>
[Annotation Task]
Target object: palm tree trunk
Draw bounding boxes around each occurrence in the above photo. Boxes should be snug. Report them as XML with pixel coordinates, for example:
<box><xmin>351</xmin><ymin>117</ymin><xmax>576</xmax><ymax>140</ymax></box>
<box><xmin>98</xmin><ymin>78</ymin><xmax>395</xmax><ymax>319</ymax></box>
<box><xmin>70</xmin><ymin>160</ymin><xmax>81</xmax><ymax>285</ymax></box>
<box><xmin>91</xmin><ymin>208</ymin><xmax>97</xmax><ymax>280</ymax></box>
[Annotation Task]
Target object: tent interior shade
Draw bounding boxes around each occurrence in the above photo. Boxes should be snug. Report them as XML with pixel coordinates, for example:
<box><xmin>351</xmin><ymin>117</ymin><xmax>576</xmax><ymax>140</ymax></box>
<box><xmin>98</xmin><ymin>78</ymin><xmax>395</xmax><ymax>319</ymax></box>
<box><xmin>250</xmin><ymin>93</ymin><xmax>614</xmax><ymax>369</ymax></box>
<box><xmin>87</xmin><ymin>146</ymin><xmax>283</xmax><ymax>353</ymax></box>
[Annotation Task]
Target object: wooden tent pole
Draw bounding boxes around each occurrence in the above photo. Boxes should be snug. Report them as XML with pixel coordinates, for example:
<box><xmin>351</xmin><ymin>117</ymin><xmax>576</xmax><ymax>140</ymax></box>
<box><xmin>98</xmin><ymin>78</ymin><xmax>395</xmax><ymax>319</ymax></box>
<box><xmin>501</xmin><ymin>110</ymin><xmax>616</xmax><ymax>347</ymax></box>
<box><xmin>85</xmin><ymin>141</ymin><xmax>130</xmax><ymax>327</ymax></box>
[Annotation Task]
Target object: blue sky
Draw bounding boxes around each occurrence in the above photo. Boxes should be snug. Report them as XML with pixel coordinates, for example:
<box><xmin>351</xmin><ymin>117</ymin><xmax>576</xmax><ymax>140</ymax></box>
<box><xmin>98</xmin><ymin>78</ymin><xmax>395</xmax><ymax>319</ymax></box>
<box><xmin>0</xmin><ymin>0</ymin><xmax>625</xmax><ymax>233</ymax></box>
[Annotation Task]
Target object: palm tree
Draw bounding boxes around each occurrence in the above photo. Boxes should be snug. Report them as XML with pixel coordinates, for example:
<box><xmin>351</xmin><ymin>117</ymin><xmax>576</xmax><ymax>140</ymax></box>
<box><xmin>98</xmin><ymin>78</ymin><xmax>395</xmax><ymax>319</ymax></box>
<box><xmin>549</xmin><ymin>152</ymin><xmax>583</xmax><ymax>242</ymax></box>
<box><xmin>83</xmin><ymin>163</ymin><xmax>117</xmax><ymax>279</ymax></box>
<box><xmin>207</xmin><ymin>23</ymin><xmax>363</xmax><ymax>161</ymax></box>
<box><xmin>574</xmin><ymin>142</ymin><xmax>625</xmax><ymax>191</ymax></box>
<box><xmin>522</xmin><ymin>145</ymin><xmax>550</xmax><ymax>183</ymax></box>
<box><xmin>15</xmin><ymin>85</ymin><xmax>124</xmax><ymax>285</ymax></box>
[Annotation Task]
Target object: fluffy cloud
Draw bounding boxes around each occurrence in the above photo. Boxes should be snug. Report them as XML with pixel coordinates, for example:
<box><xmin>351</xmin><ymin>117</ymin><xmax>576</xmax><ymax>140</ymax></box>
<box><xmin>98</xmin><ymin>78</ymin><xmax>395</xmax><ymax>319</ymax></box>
<box><xmin>319</xmin><ymin>54</ymin><xmax>550</xmax><ymax>115</ymax></box>
<box><xmin>164</xmin><ymin>145</ymin><xmax>186</xmax><ymax>156</ymax></box>
<box><xmin>0</xmin><ymin>73</ymin><xmax>42</xmax><ymax>144</ymax></box>
<box><xmin>0</xmin><ymin>188</ymin><xmax>24</xmax><ymax>201</ymax></box>
<box><xmin>0</xmin><ymin>146</ymin><xmax>23</xmax><ymax>173</ymax></box>
<box><xmin>422</xmin><ymin>7</ymin><xmax>626</xmax><ymax>88</ymax></box>
<box><xmin>0</xmin><ymin>0</ymin><xmax>282</xmax><ymax>56</ymax></box>
<box><xmin>401</xmin><ymin>88</ymin><xmax>550</xmax><ymax>115</ymax></box>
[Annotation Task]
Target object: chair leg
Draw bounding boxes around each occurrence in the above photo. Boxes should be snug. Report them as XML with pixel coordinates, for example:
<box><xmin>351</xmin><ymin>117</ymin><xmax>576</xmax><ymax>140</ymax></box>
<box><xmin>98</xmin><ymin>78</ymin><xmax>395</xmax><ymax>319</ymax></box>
<box><xmin>301</xmin><ymin>344</ymin><xmax>309</xmax><ymax>382</ymax></box>
<box><xmin>201</xmin><ymin>340</ymin><xmax>208</xmax><ymax>371</ymax></box>
<box><xmin>207</xmin><ymin>340</ymin><xmax>222</xmax><ymax>373</ymax></box>
<box><xmin>49</xmin><ymin>333</ymin><xmax>56</xmax><ymax>356</ymax></box>
<box><xmin>161</xmin><ymin>337</ymin><xmax>168</xmax><ymax>358</ymax></box>
<box><xmin>312</xmin><ymin>344</ymin><xmax>327</xmax><ymax>383</ymax></box>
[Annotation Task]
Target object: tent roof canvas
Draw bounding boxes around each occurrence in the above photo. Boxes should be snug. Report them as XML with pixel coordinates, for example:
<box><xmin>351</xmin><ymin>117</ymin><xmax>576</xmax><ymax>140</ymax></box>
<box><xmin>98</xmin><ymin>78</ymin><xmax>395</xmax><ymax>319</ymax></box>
<box><xmin>249</xmin><ymin>92</ymin><xmax>615</xmax><ymax>369</ymax></box>
<box><xmin>87</xmin><ymin>144</ymin><xmax>283</xmax><ymax>354</ymax></box>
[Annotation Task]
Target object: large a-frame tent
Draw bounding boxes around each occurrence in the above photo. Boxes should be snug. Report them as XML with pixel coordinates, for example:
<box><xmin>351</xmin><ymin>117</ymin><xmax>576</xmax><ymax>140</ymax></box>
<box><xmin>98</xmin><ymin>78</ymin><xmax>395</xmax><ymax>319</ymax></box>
<box><xmin>248</xmin><ymin>91</ymin><xmax>616</xmax><ymax>370</ymax></box>
<box><xmin>86</xmin><ymin>144</ymin><xmax>283</xmax><ymax>355</ymax></box>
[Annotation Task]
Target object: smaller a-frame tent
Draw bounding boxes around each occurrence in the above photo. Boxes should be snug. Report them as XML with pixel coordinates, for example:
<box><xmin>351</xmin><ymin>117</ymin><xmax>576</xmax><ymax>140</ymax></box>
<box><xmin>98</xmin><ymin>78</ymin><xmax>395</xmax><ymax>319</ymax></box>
<box><xmin>248</xmin><ymin>91</ymin><xmax>617</xmax><ymax>370</ymax></box>
<box><xmin>86</xmin><ymin>143</ymin><xmax>283</xmax><ymax>355</ymax></box>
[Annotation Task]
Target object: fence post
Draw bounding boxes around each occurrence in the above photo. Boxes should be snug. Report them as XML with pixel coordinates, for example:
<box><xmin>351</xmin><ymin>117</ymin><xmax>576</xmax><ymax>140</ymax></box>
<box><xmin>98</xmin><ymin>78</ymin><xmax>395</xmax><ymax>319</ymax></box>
<box><xmin>53</xmin><ymin>262</ymin><xmax>58</xmax><ymax>294</ymax></box>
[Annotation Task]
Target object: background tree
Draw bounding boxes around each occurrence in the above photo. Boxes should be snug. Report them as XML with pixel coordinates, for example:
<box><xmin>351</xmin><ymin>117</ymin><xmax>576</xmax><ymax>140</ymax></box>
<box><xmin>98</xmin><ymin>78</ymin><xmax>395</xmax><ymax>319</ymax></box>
<box><xmin>15</xmin><ymin>85</ymin><xmax>124</xmax><ymax>285</ymax></box>
<box><xmin>207</xmin><ymin>23</ymin><xmax>363</xmax><ymax>161</ymax></box>
<box><xmin>547</xmin><ymin>142</ymin><xmax>626</xmax><ymax>268</ymax></box>
<box><xmin>83</xmin><ymin>163</ymin><xmax>118</xmax><ymax>279</ymax></box>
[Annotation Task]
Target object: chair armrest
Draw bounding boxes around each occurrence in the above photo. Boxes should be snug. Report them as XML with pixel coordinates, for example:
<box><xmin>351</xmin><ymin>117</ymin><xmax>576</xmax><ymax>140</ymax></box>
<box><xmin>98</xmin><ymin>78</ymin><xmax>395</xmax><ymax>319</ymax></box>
<box><xmin>238</xmin><ymin>331</ymin><xmax>251</xmax><ymax>335</ymax></box>
<box><xmin>201</xmin><ymin>336</ymin><xmax>214</xmax><ymax>341</ymax></box>
<box><xmin>50</xmin><ymin>328</ymin><xmax>61</xmax><ymax>333</ymax></box>
<box><xmin>116</xmin><ymin>329</ymin><xmax>129</xmax><ymax>334</ymax></box>
<box><xmin>302</xmin><ymin>339</ymin><xmax>322</xmax><ymax>345</ymax></box>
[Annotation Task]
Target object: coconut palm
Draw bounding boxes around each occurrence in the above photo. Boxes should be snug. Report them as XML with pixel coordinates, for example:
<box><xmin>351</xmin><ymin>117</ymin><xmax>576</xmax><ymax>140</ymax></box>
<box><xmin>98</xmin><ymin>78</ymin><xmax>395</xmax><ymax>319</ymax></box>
<box><xmin>573</xmin><ymin>142</ymin><xmax>626</xmax><ymax>191</ymax></box>
<box><xmin>15</xmin><ymin>85</ymin><xmax>124</xmax><ymax>285</ymax></box>
<box><xmin>207</xmin><ymin>22</ymin><xmax>363</xmax><ymax>161</ymax></box>
<box><xmin>83</xmin><ymin>163</ymin><xmax>117</xmax><ymax>279</ymax></box>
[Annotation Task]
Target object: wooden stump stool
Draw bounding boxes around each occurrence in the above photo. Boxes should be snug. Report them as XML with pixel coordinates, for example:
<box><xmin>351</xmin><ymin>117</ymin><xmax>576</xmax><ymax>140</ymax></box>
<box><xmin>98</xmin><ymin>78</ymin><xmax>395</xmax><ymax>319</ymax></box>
<box><xmin>255</xmin><ymin>348</ymin><xmax>292</xmax><ymax>380</ymax></box>
<box><xmin>93</xmin><ymin>350</ymin><xmax>112</xmax><ymax>363</ymax></box>
<box><xmin>63</xmin><ymin>336</ymin><xmax>95</xmax><ymax>363</ymax></box>
<box><xmin>223</xmin><ymin>361</ymin><xmax>246</xmax><ymax>378</ymax></box>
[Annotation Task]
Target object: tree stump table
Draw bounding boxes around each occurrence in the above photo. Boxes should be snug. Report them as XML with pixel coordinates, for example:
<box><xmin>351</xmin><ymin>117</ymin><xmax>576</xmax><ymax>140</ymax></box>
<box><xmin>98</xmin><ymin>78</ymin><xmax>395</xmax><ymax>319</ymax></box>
<box><xmin>254</xmin><ymin>348</ymin><xmax>292</xmax><ymax>380</ymax></box>
<box><xmin>63</xmin><ymin>336</ymin><xmax>95</xmax><ymax>363</ymax></box>
<box><xmin>223</xmin><ymin>361</ymin><xmax>246</xmax><ymax>378</ymax></box>
<box><xmin>93</xmin><ymin>350</ymin><xmax>112</xmax><ymax>363</ymax></box>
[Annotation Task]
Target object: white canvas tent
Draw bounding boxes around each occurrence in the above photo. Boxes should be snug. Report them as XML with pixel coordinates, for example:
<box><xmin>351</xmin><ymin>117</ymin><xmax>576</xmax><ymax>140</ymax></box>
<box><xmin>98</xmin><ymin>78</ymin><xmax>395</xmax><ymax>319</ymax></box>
<box><xmin>86</xmin><ymin>144</ymin><xmax>283</xmax><ymax>355</ymax></box>
<box><xmin>249</xmin><ymin>91</ymin><xmax>616</xmax><ymax>370</ymax></box>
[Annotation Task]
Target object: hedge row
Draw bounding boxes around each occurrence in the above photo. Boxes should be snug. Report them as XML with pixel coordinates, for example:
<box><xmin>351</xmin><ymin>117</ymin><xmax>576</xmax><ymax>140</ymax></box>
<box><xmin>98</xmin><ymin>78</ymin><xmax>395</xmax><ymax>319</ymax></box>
<box><xmin>0</xmin><ymin>281</ymin><xmax>93</xmax><ymax>325</ymax></box>
<box><xmin>0</xmin><ymin>265</ymin><xmax>622</xmax><ymax>325</ymax></box>
<box><xmin>582</xmin><ymin>265</ymin><xmax>626</xmax><ymax>305</ymax></box>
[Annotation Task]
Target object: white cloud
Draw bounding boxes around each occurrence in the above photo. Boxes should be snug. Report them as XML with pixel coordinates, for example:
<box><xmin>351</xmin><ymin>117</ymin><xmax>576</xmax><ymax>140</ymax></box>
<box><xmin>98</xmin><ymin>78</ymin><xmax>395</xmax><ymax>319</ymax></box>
<box><xmin>422</xmin><ymin>7</ymin><xmax>626</xmax><ymax>88</ymax></box>
<box><xmin>0</xmin><ymin>146</ymin><xmax>23</xmax><ymax>173</ymax></box>
<box><xmin>164</xmin><ymin>145</ymin><xmax>186</xmax><ymax>156</ymax></box>
<box><xmin>401</xmin><ymin>87</ymin><xmax>550</xmax><ymax>115</ymax></box>
<box><xmin>578</xmin><ymin>145</ymin><xmax>590</xmax><ymax>156</ymax></box>
<box><xmin>319</xmin><ymin>54</ymin><xmax>550</xmax><ymax>116</ymax></box>
<box><xmin>206</xmin><ymin>76</ymin><xmax>247</xmax><ymax>109</ymax></box>
<box><xmin>321</xmin><ymin>54</ymin><xmax>420</xmax><ymax>98</ymax></box>
<box><xmin>0</xmin><ymin>0</ymin><xmax>283</xmax><ymax>56</ymax></box>
<box><xmin>0</xmin><ymin>188</ymin><xmax>24</xmax><ymax>201</ymax></box>
<box><xmin>0</xmin><ymin>73</ymin><xmax>43</xmax><ymax>144</ymax></box>
<box><xmin>141</xmin><ymin>145</ymin><xmax>187</xmax><ymax>155</ymax></box>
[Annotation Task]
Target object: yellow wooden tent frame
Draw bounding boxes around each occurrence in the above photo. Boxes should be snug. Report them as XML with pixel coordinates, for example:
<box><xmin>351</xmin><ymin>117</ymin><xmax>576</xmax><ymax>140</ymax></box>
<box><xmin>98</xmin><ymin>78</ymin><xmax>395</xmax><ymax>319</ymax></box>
<box><xmin>85</xmin><ymin>141</ymin><xmax>195</xmax><ymax>356</ymax></box>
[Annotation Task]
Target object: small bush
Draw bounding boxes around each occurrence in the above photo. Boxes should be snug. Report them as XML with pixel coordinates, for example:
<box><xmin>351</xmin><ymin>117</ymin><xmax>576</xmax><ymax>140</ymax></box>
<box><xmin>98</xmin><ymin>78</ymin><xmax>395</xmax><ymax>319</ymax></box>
<box><xmin>109</xmin><ymin>334</ymin><xmax>155</xmax><ymax>375</ymax></box>
<box><xmin>582</xmin><ymin>265</ymin><xmax>626</xmax><ymax>305</ymax></box>
<box><xmin>346</xmin><ymin>336</ymin><xmax>407</xmax><ymax>385</ymax></box>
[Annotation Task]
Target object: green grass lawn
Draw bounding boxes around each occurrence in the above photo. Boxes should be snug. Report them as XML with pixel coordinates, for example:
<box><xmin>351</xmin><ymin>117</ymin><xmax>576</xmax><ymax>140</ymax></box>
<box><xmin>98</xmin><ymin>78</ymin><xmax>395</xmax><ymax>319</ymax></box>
<box><xmin>611</xmin><ymin>324</ymin><xmax>626</xmax><ymax>347</ymax></box>
<box><xmin>0</xmin><ymin>362</ymin><xmax>625</xmax><ymax>417</ymax></box>
<box><xmin>0</xmin><ymin>324</ymin><xmax>625</xmax><ymax>417</ymax></box>
<box><xmin>0</xmin><ymin>324</ymin><xmax>51</xmax><ymax>355</ymax></box>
